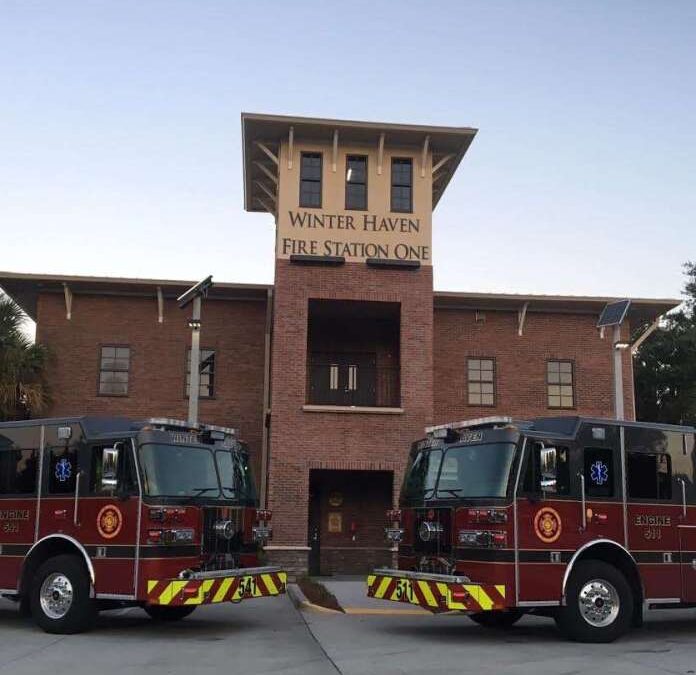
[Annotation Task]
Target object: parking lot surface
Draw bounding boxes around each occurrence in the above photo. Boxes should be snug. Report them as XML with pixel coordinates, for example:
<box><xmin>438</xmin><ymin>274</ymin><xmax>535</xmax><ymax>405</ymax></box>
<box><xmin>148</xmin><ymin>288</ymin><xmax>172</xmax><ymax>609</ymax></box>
<box><xmin>1</xmin><ymin>596</ymin><xmax>695</xmax><ymax>674</ymax></box>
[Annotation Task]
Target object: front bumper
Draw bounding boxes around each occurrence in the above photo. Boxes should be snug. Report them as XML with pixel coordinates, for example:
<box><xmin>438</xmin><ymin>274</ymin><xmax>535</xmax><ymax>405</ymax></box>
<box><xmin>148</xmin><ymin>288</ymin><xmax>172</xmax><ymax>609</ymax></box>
<box><xmin>146</xmin><ymin>566</ymin><xmax>287</xmax><ymax>607</ymax></box>
<box><xmin>367</xmin><ymin>568</ymin><xmax>506</xmax><ymax>613</ymax></box>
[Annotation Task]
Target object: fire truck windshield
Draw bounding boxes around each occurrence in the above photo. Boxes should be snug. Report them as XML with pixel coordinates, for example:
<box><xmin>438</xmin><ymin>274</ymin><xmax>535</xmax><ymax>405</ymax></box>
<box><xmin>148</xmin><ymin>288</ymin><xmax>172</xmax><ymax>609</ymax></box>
<box><xmin>402</xmin><ymin>442</ymin><xmax>516</xmax><ymax>500</ymax></box>
<box><xmin>139</xmin><ymin>443</ymin><xmax>220</xmax><ymax>498</ymax></box>
<box><xmin>215</xmin><ymin>449</ymin><xmax>258</xmax><ymax>502</ymax></box>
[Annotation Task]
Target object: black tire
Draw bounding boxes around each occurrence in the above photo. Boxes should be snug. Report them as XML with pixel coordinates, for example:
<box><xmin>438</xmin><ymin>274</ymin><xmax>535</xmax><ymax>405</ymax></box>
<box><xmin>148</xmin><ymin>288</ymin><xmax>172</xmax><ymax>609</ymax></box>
<box><xmin>469</xmin><ymin>609</ymin><xmax>524</xmax><ymax>628</ymax></box>
<box><xmin>30</xmin><ymin>554</ymin><xmax>96</xmax><ymax>634</ymax></box>
<box><xmin>144</xmin><ymin>605</ymin><xmax>197</xmax><ymax>622</ymax></box>
<box><xmin>555</xmin><ymin>560</ymin><xmax>633</xmax><ymax>643</ymax></box>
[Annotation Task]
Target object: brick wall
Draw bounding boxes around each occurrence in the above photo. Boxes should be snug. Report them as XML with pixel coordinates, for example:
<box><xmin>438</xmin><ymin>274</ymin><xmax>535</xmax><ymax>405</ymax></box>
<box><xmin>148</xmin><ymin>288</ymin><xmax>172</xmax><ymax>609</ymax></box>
<box><xmin>35</xmin><ymin>292</ymin><xmax>268</xmax><ymax>470</ymax></box>
<box><xmin>265</xmin><ymin>260</ymin><xmax>434</xmax><ymax>572</ymax></box>
<box><xmin>433</xmin><ymin>307</ymin><xmax>635</xmax><ymax>424</ymax></box>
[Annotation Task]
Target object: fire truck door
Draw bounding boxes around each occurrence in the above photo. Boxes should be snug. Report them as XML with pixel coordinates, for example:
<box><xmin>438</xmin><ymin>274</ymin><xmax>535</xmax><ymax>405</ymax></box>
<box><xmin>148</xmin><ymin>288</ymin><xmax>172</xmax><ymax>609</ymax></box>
<box><xmin>41</xmin><ymin>442</ymin><xmax>84</xmax><ymax>541</ymax></box>
<box><xmin>516</xmin><ymin>441</ymin><xmax>583</xmax><ymax>603</ymax></box>
<box><xmin>0</xmin><ymin>434</ymin><xmax>40</xmax><ymax>590</ymax></box>
<box><xmin>83</xmin><ymin>443</ymin><xmax>140</xmax><ymax>596</ymax></box>
<box><xmin>580</xmin><ymin>446</ymin><xmax>624</xmax><ymax>541</ymax></box>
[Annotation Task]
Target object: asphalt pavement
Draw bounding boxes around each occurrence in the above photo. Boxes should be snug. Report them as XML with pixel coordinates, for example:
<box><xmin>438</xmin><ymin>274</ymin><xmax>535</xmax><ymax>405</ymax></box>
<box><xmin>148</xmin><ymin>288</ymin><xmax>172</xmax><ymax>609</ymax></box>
<box><xmin>1</xmin><ymin>593</ymin><xmax>696</xmax><ymax>674</ymax></box>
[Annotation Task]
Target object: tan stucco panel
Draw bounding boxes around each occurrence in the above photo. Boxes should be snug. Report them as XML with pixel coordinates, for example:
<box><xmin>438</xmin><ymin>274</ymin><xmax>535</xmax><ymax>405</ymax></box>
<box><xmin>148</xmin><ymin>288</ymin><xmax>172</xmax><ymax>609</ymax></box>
<box><xmin>276</xmin><ymin>140</ymin><xmax>433</xmax><ymax>265</ymax></box>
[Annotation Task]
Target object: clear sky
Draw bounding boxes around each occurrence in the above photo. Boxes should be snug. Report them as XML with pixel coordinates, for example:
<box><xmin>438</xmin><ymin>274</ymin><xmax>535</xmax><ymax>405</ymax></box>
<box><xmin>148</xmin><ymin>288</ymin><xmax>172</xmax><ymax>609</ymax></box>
<box><xmin>1</xmin><ymin>0</ymin><xmax>694</xmax><ymax>300</ymax></box>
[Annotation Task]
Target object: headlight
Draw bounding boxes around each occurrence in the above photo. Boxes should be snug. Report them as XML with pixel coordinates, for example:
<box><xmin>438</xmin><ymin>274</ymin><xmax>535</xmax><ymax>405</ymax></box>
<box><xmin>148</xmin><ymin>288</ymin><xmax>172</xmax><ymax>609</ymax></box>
<box><xmin>253</xmin><ymin>525</ymin><xmax>272</xmax><ymax>542</ymax></box>
<box><xmin>458</xmin><ymin>529</ymin><xmax>506</xmax><ymax>547</ymax></box>
<box><xmin>384</xmin><ymin>527</ymin><xmax>404</xmax><ymax>543</ymax></box>
<box><xmin>161</xmin><ymin>528</ymin><xmax>195</xmax><ymax>544</ymax></box>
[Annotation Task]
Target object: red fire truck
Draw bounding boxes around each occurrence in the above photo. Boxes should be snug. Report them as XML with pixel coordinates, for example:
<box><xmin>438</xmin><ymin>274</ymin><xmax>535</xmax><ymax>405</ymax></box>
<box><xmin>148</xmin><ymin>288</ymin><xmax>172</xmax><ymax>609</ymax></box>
<box><xmin>0</xmin><ymin>416</ymin><xmax>286</xmax><ymax>633</ymax></box>
<box><xmin>367</xmin><ymin>416</ymin><xmax>696</xmax><ymax>642</ymax></box>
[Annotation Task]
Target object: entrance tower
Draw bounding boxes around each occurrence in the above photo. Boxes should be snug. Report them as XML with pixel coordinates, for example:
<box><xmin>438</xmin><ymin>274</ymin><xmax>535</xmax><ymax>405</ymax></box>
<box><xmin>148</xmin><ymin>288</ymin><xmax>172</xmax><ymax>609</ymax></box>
<box><xmin>242</xmin><ymin>114</ymin><xmax>476</xmax><ymax>573</ymax></box>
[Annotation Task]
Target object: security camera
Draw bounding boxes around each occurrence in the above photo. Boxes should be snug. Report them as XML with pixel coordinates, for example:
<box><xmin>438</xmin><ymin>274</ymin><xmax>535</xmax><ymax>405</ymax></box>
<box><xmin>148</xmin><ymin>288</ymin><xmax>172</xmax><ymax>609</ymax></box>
<box><xmin>177</xmin><ymin>275</ymin><xmax>214</xmax><ymax>308</ymax></box>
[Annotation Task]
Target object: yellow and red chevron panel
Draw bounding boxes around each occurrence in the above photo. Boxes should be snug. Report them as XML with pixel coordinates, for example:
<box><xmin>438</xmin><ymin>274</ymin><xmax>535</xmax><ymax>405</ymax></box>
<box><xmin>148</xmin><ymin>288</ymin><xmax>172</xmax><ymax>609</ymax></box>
<box><xmin>367</xmin><ymin>573</ymin><xmax>506</xmax><ymax>613</ymax></box>
<box><xmin>147</xmin><ymin>571</ymin><xmax>287</xmax><ymax>606</ymax></box>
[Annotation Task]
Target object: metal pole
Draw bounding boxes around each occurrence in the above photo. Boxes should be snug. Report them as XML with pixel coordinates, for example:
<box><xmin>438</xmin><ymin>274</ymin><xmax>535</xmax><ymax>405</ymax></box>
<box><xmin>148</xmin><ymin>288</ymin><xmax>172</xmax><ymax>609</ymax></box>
<box><xmin>613</xmin><ymin>323</ymin><xmax>625</xmax><ymax>420</ymax></box>
<box><xmin>188</xmin><ymin>295</ymin><xmax>202</xmax><ymax>427</ymax></box>
<box><xmin>260</xmin><ymin>288</ymin><xmax>273</xmax><ymax>509</ymax></box>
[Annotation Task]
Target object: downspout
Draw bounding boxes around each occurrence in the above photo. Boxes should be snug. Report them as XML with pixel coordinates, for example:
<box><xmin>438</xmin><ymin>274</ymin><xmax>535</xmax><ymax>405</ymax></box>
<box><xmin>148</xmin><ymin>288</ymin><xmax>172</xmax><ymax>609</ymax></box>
<box><xmin>260</xmin><ymin>287</ymin><xmax>273</xmax><ymax>508</ymax></box>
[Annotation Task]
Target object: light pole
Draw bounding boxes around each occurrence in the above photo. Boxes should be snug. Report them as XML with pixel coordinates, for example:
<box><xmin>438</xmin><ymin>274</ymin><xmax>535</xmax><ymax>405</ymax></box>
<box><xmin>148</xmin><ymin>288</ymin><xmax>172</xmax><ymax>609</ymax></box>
<box><xmin>177</xmin><ymin>276</ymin><xmax>213</xmax><ymax>427</ymax></box>
<box><xmin>597</xmin><ymin>300</ymin><xmax>631</xmax><ymax>421</ymax></box>
<box><xmin>600</xmin><ymin>300</ymin><xmax>667</xmax><ymax>421</ymax></box>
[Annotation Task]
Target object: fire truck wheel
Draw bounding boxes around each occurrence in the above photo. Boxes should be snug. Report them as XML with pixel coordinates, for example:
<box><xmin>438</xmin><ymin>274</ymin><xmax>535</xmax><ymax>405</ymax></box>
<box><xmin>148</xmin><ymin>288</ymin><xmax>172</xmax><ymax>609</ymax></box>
<box><xmin>144</xmin><ymin>605</ymin><xmax>197</xmax><ymax>621</ymax></box>
<box><xmin>468</xmin><ymin>609</ymin><xmax>524</xmax><ymax>628</ymax></box>
<box><xmin>30</xmin><ymin>555</ymin><xmax>96</xmax><ymax>634</ymax></box>
<box><xmin>555</xmin><ymin>560</ymin><xmax>633</xmax><ymax>643</ymax></box>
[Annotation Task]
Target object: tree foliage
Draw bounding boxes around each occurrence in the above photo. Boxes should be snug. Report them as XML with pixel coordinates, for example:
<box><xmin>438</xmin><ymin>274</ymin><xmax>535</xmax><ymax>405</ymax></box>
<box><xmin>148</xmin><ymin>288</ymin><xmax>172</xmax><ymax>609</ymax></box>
<box><xmin>634</xmin><ymin>262</ymin><xmax>696</xmax><ymax>425</ymax></box>
<box><xmin>0</xmin><ymin>295</ymin><xmax>50</xmax><ymax>421</ymax></box>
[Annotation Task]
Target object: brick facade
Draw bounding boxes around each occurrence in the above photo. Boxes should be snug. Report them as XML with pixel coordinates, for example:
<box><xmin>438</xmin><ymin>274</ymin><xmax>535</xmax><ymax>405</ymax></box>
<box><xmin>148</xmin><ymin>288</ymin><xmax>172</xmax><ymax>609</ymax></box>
<box><xmin>36</xmin><ymin>291</ymin><xmax>268</xmax><ymax>474</ymax></box>
<box><xmin>433</xmin><ymin>307</ymin><xmax>635</xmax><ymax>424</ymax></box>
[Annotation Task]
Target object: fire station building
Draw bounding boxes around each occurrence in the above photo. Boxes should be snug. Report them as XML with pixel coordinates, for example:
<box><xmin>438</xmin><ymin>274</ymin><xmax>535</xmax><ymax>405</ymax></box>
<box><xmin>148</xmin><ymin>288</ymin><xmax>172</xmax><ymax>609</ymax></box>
<box><xmin>0</xmin><ymin>114</ymin><xmax>679</xmax><ymax>575</ymax></box>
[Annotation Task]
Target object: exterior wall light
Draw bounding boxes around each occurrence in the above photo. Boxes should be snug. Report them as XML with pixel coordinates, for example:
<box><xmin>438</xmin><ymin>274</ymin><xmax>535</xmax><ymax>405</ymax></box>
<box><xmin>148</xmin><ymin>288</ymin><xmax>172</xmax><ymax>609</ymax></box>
<box><xmin>613</xmin><ymin>341</ymin><xmax>631</xmax><ymax>350</ymax></box>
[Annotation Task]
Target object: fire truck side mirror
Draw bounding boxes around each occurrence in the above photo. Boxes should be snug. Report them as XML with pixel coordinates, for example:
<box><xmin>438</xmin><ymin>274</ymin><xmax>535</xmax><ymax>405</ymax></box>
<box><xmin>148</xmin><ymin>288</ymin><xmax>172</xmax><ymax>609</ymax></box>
<box><xmin>101</xmin><ymin>444</ymin><xmax>121</xmax><ymax>489</ymax></box>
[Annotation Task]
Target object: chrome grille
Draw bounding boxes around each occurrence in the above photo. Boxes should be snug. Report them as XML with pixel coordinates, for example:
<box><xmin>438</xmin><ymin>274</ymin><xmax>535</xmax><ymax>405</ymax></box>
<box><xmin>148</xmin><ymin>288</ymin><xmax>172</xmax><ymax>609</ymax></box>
<box><xmin>201</xmin><ymin>506</ymin><xmax>244</xmax><ymax>571</ymax></box>
<box><xmin>413</xmin><ymin>508</ymin><xmax>452</xmax><ymax>555</ymax></box>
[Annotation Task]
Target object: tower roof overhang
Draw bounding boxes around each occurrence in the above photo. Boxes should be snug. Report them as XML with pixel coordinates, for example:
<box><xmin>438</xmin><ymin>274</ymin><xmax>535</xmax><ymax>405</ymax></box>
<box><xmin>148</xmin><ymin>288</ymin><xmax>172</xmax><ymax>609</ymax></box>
<box><xmin>241</xmin><ymin>112</ymin><xmax>477</xmax><ymax>214</ymax></box>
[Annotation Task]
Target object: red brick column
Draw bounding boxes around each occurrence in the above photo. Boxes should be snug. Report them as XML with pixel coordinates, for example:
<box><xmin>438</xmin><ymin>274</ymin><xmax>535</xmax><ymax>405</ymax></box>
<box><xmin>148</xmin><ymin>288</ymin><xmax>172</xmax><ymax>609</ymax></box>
<box><xmin>265</xmin><ymin>260</ymin><xmax>433</xmax><ymax>573</ymax></box>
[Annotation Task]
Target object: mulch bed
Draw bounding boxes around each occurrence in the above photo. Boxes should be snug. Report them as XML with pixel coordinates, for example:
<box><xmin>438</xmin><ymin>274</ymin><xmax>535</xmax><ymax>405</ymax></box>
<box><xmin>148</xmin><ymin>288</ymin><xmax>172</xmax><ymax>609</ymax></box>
<box><xmin>296</xmin><ymin>576</ymin><xmax>344</xmax><ymax>612</ymax></box>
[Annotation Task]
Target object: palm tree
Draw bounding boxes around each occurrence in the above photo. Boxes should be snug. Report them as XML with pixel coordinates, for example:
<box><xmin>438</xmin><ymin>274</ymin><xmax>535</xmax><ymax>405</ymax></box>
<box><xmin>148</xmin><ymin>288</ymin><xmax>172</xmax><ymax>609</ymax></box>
<box><xmin>0</xmin><ymin>294</ymin><xmax>50</xmax><ymax>420</ymax></box>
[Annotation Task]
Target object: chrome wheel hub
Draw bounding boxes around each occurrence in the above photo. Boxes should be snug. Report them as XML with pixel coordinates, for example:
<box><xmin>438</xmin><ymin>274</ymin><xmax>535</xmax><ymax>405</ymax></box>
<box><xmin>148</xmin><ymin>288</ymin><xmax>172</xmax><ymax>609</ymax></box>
<box><xmin>40</xmin><ymin>573</ymin><xmax>74</xmax><ymax>620</ymax></box>
<box><xmin>578</xmin><ymin>578</ymin><xmax>619</xmax><ymax>627</ymax></box>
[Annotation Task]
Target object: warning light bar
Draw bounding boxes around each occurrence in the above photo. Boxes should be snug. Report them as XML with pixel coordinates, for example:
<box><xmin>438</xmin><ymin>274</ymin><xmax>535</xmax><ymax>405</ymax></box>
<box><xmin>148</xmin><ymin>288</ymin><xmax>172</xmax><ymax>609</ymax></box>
<box><xmin>425</xmin><ymin>416</ymin><xmax>513</xmax><ymax>437</ymax></box>
<box><xmin>143</xmin><ymin>418</ymin><xmax>239</xmax><ymax>447</ymax></box>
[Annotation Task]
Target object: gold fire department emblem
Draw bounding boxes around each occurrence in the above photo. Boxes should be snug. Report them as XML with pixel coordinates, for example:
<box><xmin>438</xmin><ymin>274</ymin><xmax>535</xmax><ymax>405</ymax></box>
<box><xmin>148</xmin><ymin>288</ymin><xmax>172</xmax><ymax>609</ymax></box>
<box><xmin>534</xmin><ymin>507</ymin><xmax>562</xmax><ymax>544</ymax></box>
<box><xmin>97</xmin><ymin>505</ymin><xmax>123</xmax><ymax>539</ymax></box>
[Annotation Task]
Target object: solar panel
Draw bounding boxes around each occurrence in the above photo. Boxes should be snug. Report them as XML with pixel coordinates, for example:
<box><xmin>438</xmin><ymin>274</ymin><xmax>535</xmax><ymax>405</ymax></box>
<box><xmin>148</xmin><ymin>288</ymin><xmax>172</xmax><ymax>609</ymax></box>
<box><xmin>597</xmin><ymin>299</ymin><xmax>631</xmax><ymax>327</ymax></box>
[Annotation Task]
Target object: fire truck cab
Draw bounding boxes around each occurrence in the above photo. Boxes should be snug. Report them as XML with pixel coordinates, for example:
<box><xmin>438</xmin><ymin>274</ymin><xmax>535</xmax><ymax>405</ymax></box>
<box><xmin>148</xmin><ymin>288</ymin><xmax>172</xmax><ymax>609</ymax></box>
<box><xmin>367</xmin><ymin>415</ymin><xmax>696</xmax><ymax>642</ymax></box>
<box><xmin>0</xmin><ymin>416</ymin><xmax>286</xmax><ymax>633</ymax></box>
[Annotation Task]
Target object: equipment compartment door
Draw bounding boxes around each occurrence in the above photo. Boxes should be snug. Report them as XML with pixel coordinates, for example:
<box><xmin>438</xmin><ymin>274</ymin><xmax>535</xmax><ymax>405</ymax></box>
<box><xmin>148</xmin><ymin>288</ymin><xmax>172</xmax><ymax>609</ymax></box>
<box><xmin>679</xmin><ymin>527</ymin><xmax>696</xmax><ymax>602</ymax></box>
<box><xmin>624</xmin><ymin>427</ymin><xmax>685</xmax><ymax>601</ymax></box>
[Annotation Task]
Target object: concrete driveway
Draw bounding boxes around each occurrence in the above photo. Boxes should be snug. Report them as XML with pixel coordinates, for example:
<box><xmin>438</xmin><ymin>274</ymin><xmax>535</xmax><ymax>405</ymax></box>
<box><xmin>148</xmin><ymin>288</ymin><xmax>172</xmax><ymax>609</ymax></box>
<box><xmin>0</xmin><ymin>596</ymin><xmax>330</xmax><ymax>675</ymax></box>
<box><xmin>303</xmin><ymin>607</ymin><xmax>696</xmax><ymax>675</ymax></box>
<box><xmin>1</xmin><ymin>595</ymin><xmax>695</xmax><ymax>675</ymax></box>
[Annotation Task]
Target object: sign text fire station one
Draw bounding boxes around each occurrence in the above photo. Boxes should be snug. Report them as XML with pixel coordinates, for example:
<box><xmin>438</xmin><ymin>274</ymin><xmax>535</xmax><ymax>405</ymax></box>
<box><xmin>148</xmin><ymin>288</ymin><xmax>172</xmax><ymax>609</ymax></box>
<box><xmin>278</xmin><ymin>209</ymin><xmax>432</xmax><ymax>264</ymax></box>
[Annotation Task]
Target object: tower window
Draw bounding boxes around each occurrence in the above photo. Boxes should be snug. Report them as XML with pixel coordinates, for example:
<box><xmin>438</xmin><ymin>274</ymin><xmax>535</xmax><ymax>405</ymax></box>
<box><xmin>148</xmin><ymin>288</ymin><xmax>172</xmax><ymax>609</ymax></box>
<box><xmin>345</xmin><ymin>155</ymin><xmax>367</xmax><ymax>210</ymax></box>
<box><xmin>391</xmin><ymin>158</ymin><xmax>412</xmax><ymax>213</ymax></box>
<box><xmin>300</xmin><ymin>152</ymin><xmax>322</xmax><ymax>208</ymax></box>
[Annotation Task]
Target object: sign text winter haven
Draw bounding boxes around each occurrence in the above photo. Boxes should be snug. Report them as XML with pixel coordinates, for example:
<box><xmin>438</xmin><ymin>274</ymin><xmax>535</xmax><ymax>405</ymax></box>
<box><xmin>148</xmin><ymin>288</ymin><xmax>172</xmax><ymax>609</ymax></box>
<box><xmin>278</xmin><ymin>210</ymin><xmax>432</xmax><ymax>264</ymax></box>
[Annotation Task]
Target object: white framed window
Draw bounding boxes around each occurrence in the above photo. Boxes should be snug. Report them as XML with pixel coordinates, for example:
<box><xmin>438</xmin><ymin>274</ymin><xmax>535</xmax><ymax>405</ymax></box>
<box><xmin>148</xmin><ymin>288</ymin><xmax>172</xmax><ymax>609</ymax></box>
<box><xmin>468</xmin><ymin>358</ymin><xmax>495</xmax><ymax>406</ymax></box>
<box><xmin>547</xmin><ymin>360</ymin><xmax>574</xmax><ymax>408</ymax></box>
